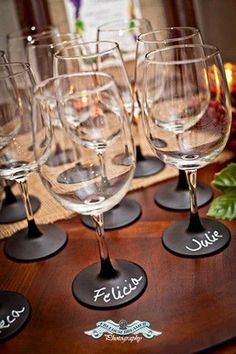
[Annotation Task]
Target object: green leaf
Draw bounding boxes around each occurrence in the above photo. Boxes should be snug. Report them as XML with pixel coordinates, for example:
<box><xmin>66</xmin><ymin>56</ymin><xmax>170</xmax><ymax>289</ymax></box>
<box><xmin>211</xmin><ymin>163</ymin><xmax>236</xmax><ymax>193</ymax></box>
<box><xmin>207</xmin><ymin>191</ymin><xmax>236</xmax><ymax>220</ymax></box>
<box><xmin>75</xmin><ymin>19</ymin><xmax>84</xmax><ymax>32</ymax></box>
<box><xmin>128</xmin><ymin>20</ymin><xmax>136</xmax><ymax>30</ymax></box>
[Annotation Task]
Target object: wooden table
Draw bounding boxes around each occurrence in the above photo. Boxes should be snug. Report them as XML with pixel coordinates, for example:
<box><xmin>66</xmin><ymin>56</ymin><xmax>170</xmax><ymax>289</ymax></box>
<box><xmin>1</xmin><ymin>160</ymin><xmax>236</xmax><ymax>354</ymax></box>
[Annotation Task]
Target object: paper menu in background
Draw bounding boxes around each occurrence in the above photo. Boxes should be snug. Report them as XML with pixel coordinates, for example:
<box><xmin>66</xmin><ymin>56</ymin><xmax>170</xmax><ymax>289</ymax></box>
<box><xmin>64</xmin><ymin>0</ymin><xmax>142</xmax><ymax>41</ymax></box>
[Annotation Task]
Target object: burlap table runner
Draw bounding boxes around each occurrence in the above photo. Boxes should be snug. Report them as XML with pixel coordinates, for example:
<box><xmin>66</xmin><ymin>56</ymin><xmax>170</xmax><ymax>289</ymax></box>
<box><xmin>0</xmin><ymin>126</ymin><xmax>233</xmax><ymax>240</ymax></box>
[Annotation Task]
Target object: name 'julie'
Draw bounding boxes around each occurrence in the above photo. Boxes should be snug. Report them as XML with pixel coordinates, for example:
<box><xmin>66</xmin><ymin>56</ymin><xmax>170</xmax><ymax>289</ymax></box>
<box><xmin>93</xmin><ymin>276</ymin><xmax>143</xmax><ymax>303</ymax></box>
<box><xmin>185</xmin><ymin>230</ymin><xmax>223</xmax><ymax>252</ymax></box>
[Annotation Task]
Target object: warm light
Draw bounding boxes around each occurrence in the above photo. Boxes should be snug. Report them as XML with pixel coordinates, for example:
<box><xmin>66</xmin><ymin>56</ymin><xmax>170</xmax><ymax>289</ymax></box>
<box><xmin>225</xmin><ymin>65</ymin><xmax>233</xmax><ymax>86</ymax></box>
<box><xmin>224</xmin><ymin>63</ymin><xmax>236</xmax><ymax>108</ymax></box>
<box><xmin>213</xmin><ymin>64</ymin><xmax>221</xmax><ymax>93</ymax></box>
<box><xmin>224</xmin><ymin>63</ymin><xmax>236</xmax><ymax>88</ymax></box>
<box><xmin>73</xmin><ymin>95</ymin><xmax>89</xmax><ymax>110</ymax></box>
<box><xmin>224</xmin><ymin>63</ymin><xmax>236</xmax><ymax>151</ymax></box>
<box><xmin>81</xmin><ymin>96</ymin><xmax>88</xmax><ymax>104</ymax></box>
<box><xmin>69</xmin><ymin>84</ymin><xmax>74</xmax><ymax>95</ymax></box>
<box><xmin>208</xmin><ymin>64</ymin><xmax>221</xmax><ymax>99</ymax></box>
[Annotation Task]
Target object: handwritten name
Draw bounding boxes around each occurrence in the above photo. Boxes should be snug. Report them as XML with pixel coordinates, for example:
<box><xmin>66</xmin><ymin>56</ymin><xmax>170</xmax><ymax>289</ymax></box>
<box><xmin>0</xmin><ymin>307</ymin><xmax>25</xmax><ymax>333</ymax></box>
<box><xmin>185</xmin><ymin>230</ymin><xmax>223</xmax><ymax>252</ymax></box>
<box><xmin>93</xmin><ymin>276</ymin><xmax>143</xmax><ymax>303</ymax></box>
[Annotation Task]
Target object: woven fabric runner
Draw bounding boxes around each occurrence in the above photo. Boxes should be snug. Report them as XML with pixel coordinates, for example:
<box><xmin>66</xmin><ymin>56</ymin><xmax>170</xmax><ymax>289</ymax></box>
<box><xmin>0</xmin><ymin>135</ymin><xmax>233</xmax><ymax>240</ymax></box>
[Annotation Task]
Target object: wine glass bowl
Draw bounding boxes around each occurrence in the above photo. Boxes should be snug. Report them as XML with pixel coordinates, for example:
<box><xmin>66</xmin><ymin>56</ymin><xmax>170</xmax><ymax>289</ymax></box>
<box><xmin>54</xmin><ymin>40</ymin><xmax>142</xmax><ymax>229</ymax></box>
<box><xmin>54</xmin><ymin>41</ymin><xmax>133</xmax><ymax>113</ymax></box>
<box><xmin>136</xmin><ymin>26</ymin><xmax>213</xmax><ymax>211</ymax></box>
<box><xmin>143</xmin><ymin>44</ymin><xmax>232</xmax><ymax>256</ymax></box>
<box><xmin>6</xmin><ymin>25</ymin><xmax>59</xmax><ymax>62</ymax></box>
<box><xmin>0</xmin><ymin>62</ymin><xmax>67</xmax><ymax>261</ymax></box>
<box><xmin>0</xmin><ymin>61</ymin><xmax>32</xmax><ymax>339</ymax></box>
<box><xmin>27</xmin><ymin>32</ymin><xmax>83</xmax><ymax>83</ymax></box>
<box><xmin>97</xmin><ymin>18</ymin><xmax>165</xmax><ymax>178</ymax></box>
<box><xmin>0</xmin><ymin>50</ymin><xmax>41</xmax><ymax>223</ymax></box>
<box><xmin>34</xmin><ymin>72</ymin><xmax>147</xmax><ymax>308</ymax></box>
<box><xmin>27</xmin><ymin>33</ymin><xmax>90</xmax><ymax>174</ymax></box>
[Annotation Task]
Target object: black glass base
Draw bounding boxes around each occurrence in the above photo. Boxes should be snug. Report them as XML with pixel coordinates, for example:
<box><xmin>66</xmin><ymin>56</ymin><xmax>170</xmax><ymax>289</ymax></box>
<box><xmin>0</xmin><ymin>196</ymin><xmax>40</xmax><ymax>224</ymax></box>
<box><xmin>4</xmin><ymin>224</ymin><xmax>67</xmax><ymax>262</ymax></box>
<box><xmin>112</xmin><ymin>150</ymin><xmax>164</xmax><ymax>179</ymax></box>
<box><xmin>162</xmin><ymin>217</ymin><xmax>231</xmax><ymax>257</ymax></box>
<box><xmin>72</xmin><ymin>259</ymin><xmax>147</xmax><ymax>309</ymax></box>
<box><xmin>154</xmin><ymin>181</ymin><xmax>213</xmax><ymax>211</ymax></box>
<box><xmin>134</xmin><ymin>156</ymin><xmax>165</xmax><ymax>178</ymax></box>
<box><xmin>0</xmin><ymin>291</ymin><xmax>31</xmax><ymax>341</ymax></box>
<box><xmin>80</xmin><ymin>197</ymin><xmax>142</xmax><ymax>230</ymax></box>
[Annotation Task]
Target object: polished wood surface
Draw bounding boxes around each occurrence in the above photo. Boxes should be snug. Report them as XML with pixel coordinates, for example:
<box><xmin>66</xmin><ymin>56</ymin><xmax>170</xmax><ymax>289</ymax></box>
<box><xmin>1</xmin><ymin>160</ymin><xmax>236</xmax><ymax>354</ymax></box>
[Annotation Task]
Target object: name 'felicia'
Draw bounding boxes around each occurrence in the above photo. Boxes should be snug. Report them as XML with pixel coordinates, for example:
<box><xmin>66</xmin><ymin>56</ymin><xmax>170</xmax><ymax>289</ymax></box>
<box><xmin>93</xmin><ymin>276</ymin><xmax>143</xmax><ymax>303</ymax></box>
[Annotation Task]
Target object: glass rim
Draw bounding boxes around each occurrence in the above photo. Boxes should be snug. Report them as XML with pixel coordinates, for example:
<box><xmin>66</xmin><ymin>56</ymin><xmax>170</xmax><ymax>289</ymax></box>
<box><xmin>27</xmin><ymin>33</ymin><xmax>82</xmax><ymax>49</ymax></box>
<box><xmin>0</xmin><ymin>62</ymin><xmax>31</xmax><ymax>79</ymax></box>
<box><xmin>97</xmin><ymin>18</ymin><xmax>151</xmax><ymax>32</ymax></box>
<box><xmin>7</xmin><ymin>25</ymin><xmax>56</xmax><ymax>40</ymax></box>
<box><xmin>34</xmin><ymin>71</ymin><xmax>117</xmax><ymax>98</ymax></box>
<box><xmin>54</xmin><ymin>40</ymin><xmax>120</xmax><ymax>60</ymax></box>
<box><xmin>138</xmin><ymin>26</ymin><xmax>201</xmax><ymax>44</ymax></box>
<box><xmin>145</xmin><ymin>44</ymin><xmax>220</xmax><ymax>65</ymax></box>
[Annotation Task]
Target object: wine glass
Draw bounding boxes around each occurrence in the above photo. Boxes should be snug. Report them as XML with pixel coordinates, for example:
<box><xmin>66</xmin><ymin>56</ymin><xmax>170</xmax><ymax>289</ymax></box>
<box><xmin>0</xmin><ymin>62</ymin><xmax>67</xmax><ymax>261</ymax></box>
<box><xmin>54</xmin><ymin>40</ymin><xmax>142</xmax><ymax>229</ymax></box>
<box><xmin>143</xmin><ymin>44</ymin><xmax>232</xmax><ymax>256</ymax></box>
<box><xmin>34</xmin><ymin>72</ymin><xmax>147</xmax><ymax>309</ymax></box>
<box><xmin>6</xmin><ymin>25</ymin><xmax>59</xmax><ymax>62</ymax></box>
<box><xmin>27</xmin><ymin>33</ymin><xmax>84</xmax><ymax>172</ymax></box>
<box><xmin>137</xmin><ymin>27</ymin><xmax>213</xmax><ymax>210</ymax></box>
<box><xmin>97</xmin><ymin>18</ymin><xmax>165</xmax><ymax>178</ymax></box>
<box><xmin>4</xmin><ymin>27</ymin><xmax>65</xmax><ymax>221</ymax></box>
<box><xmin>0</xmin><ymin>60</ymin><xmax>31</xmax><ymax>340</ymax></box>
<box><xmin>0</xmin><ymin>49</ymin><xmax>41</xmax><ymax>223</ymax></box>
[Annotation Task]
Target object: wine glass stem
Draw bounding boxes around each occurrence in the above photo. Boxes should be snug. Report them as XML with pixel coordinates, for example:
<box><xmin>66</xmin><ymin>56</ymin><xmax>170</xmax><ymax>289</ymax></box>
<box><xmin>131</xmin><ymin>89</ymin><xmax>142</xmax><ymax>154</ymax></box>
<box><xmin>176</xmin><ymin>136</ymin><xmax>190</xmax><ymax>190</ymax></box>
<box><xmin>19</xmin><ymin>180</ymin><xmax>34</xmax><ymax>221</ymax></box>
<box><xmin>185</xmin><ymin>170</ymin><xmax>204</xmax><ymax>232</ymax></box>
<box><xmin>92</xmin><ymin>214</ymin><xmax>117</xmax><ymax>278</ymax></box>
<box><xmin>132</xmin><ymin>117</ymin><xmax>143</xmax><ymax>158</ymax></box>
<box><xmin>97</xmin><ymin>152</ymin><xmax>109</xmax><ymax>186</ymax></box>
<box><xmin>18</xmin><ymin>179</ymin><xmax>42</xmax><ymax>238</ymax></box>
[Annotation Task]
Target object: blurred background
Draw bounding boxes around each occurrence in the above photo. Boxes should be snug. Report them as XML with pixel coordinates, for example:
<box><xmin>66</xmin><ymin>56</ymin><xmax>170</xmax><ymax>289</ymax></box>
<box><xmin>0</xmin><ymin>0</ymin><xmax>236</xmax><ymax>63</ymax></box>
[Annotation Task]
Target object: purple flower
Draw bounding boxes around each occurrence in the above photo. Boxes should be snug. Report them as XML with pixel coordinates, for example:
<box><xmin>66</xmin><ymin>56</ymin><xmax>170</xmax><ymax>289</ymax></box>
<box><xmin>70</xmin><ymin>0</ymin><xmax>81</xmax><ymax>19</ymax></box>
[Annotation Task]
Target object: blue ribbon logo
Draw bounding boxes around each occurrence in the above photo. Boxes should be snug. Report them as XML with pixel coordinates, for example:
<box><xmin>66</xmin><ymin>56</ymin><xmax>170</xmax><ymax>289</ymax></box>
<box><xmin>84</xmin><ymin>320</ymin><xmax>162</xmax><ymax>339</ymax></box>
